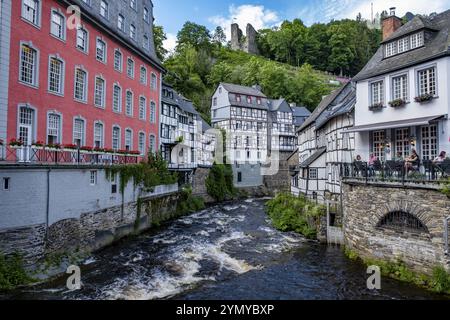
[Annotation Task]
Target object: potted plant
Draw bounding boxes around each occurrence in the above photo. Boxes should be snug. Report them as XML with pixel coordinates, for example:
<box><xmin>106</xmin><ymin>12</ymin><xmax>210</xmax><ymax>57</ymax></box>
<box><xmin>93</xmin><ymin>147</ymin><xmax>105</xmax><ymax>154</ymax></box>
<box><xmin>104</xmin><ymin>148</ymin><xmax>115</xmax><ymax>154</ymax></box>
<box><xmin>415</xmin><ymin>93</ymin><xmax>435</xmax><ymax>103</ymax></box>
<box><xmin>63</xmin><ymin>144</ymin><xmax>78</xmax><ymax>151</ymax></box>
<box><xmin>389</xmin><ymin>98</ymin><xmax>407</xmax><ymax>108</ymax></box>
<box><xmin>369</xmin><ymin>102</ymin><xmax>384</xmax><ymax>111</ymax></box>
<box><xmin>80</xmin><ymin>146</ymin><xmax>93</xmax><ymax>153</ymax></box>
<box><xmin>9</xmin><ymin>138</ymin><xmax>23</xmax><ymax>148</ymax></box>
<box><xmin>176</xmin><ymin>136</ymin><xmax>184</xmax><ymax>143</ymax></box>
<box><xmin>46</xmin><ymin>143</ymin><xmax>61</xmax><ymax>151</ymax></box>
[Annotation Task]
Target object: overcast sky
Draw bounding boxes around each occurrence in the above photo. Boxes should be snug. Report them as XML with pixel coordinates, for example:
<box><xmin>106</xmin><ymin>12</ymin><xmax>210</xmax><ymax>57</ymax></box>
<box><xmin>153</xmin><ymin>0</ymin><xmax>450</xmax><ymax>53</ymax></box>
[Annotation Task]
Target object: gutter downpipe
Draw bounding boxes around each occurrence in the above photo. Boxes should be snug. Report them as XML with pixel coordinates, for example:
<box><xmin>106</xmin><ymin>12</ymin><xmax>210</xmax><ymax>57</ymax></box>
<box><xmin>45</xmin><ymin>168</ymin><xmax>51</xmax><ymax>241</ymax></box>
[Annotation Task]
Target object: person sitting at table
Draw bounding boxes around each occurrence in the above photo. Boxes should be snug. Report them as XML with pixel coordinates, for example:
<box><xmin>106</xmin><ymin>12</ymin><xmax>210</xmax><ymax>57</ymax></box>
<box><xmin>394</xmin><ymin>152</ymin><xmax>404</xmax><ymax>162</ymax></box>
<box><xmin>368</xmin><ymin>154</ymin><xmax>378</xmax><ymax>176</ymax></box>
<box><xmin>433</xmin><ymin>151</ymin><xmax>447</xmax><ymax>164</ymax></box>
<box><xmin>355</xmin><ymin>155</ymin><xmax>362</xmax><ymax>162</ymax></box>
<box><xmin>405</xmin><ymin>149</ymin><xmax>420</xmax><ymax>174</ymax></box>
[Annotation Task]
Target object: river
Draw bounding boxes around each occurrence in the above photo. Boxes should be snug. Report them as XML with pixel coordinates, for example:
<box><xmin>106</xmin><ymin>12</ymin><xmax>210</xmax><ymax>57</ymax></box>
<box><xmin>2</xmin><ymin>199</ymin><xmax>445</xmax><ymax>300</ymax></box>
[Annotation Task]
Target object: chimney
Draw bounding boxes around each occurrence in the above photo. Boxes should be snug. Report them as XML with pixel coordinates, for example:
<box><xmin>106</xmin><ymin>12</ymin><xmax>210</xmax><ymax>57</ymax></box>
<box><xmin>382</xmin><ymin>7</ymin><xmax>402</xmax><ymax>41</ymax></box>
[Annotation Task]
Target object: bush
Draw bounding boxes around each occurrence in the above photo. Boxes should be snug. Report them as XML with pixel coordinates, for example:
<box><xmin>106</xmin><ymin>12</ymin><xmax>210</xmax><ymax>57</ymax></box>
<box><xmin>431</xmin><ymin>267</ymin><xmax>450</xmax><ymax>294</ymax></box>
<box><xmin>206</xmin><ymin>163</ymin><xmax>235</xmax><ymax>202</ymax></box>
<box><xmin>0</xmin><ymin>253</ymin><xmax>34</xmax><ymax>291</ymax></box>
<box><xmin>266</xmin><ymin>193</ymin><xmax>326</xmax><ymax>239</ymax></box>
<box><xmin>177</xmin><ymin>186</ymin><xmax>205</xmax><ymax>215</ymax></box>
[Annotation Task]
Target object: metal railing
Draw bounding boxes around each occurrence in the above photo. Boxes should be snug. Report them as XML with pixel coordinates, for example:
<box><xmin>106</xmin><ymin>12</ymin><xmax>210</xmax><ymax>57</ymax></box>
<box><xmin>341</xmin><ymin>160</ymin><xmax>450</xmax><ymax>185</ymax></box>
<box><xmin>0</xmin><ymin>146</ymin><xmax>140</xmax><ymax>166</ymax></box>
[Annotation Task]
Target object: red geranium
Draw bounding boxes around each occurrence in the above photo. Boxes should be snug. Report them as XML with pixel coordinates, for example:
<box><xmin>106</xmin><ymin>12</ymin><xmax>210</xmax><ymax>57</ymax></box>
<box><xmin>63</xmin><ymin>144</ymin><xmax>78</xmax><ymax>150</ymax></box>
<box><xmin>9</xmin><ymin>138</ymin><xmax>23</xmax><ymax>147</ymax></box>
<box><xmin>80</xmin><ymin>146</ymin><xmax>93</xmax><ymax>152</ymax></box>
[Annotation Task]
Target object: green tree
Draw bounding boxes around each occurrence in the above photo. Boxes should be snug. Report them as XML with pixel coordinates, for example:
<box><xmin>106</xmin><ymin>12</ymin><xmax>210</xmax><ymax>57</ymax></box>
<box><xmin>153</xmin><ymin>24</ymin><xmax>168</xmax><ymax>61</ymax></box>
<box><xmin>212</xmin><ymin>26</ymin><xmax>227</xmax><ymax>46</ymax></box>
<box><xmin>177</xmin><ymin>21</ymin><xmax>212</xmax><ymax>50</ymax></box>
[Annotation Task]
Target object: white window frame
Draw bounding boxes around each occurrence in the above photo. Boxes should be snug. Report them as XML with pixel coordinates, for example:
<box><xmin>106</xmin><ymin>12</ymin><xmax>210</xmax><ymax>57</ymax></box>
<box><xmin>416</xmin><ymin>65</ymin><xmax>437</xmax><ymax>97</ymax></box>
<box><xmin>47</xmin><ymin>55</ymin><xmax>65</xmax><ymax>96</ymax></box>
<box><xmin>21</xmin><ymin>0</ymin><xmax>42</xmax><ymax>28</ymax></box>
<box><xmin>112</xmin><ymin>126</ymin><xmax>121</xmax><ymax>151</ymax></box>
<box><xmin>114</xmin><ymin>49</ymin><xmax>123</xmax><ymax>72</ymax></box>
<box><xmin>19</xmin><ymin>42</ymin><xmax>40</xmax><ymax>88</ymax></box>
<box><xmin>370</xmin><ymin>80</ymin><xmax>385</xmax><ymax>106</ymax></box>
<box><xmin>100</xmin><ymin>0</ymin><xmax>109</xmax><ymax>20</ymax></box>
<box><xmin>74</xmin><ymin>66</ymin><xmax>88</xmax><ymax>103</ymax></box>
<box><xmin>149</xmin><ymin>134</ymin><xmax>156</xmax><ymax>153</ymax></box>
<box><xmin>50</xmin><ymin>9</ymin><xmax>66</xmax><ymax>41</ymax></box>
<box><xmin>421</xmin><ymin>124</ymin><xmax>438</xmax><ymax>161</ymax></box>
<box><xmin>94</xmin><ymin>76</ymin><xmax>106</xmax><ymax>108</ymax></box>
<box><xmin>73</xmin><ymin>117</ymin><xmax>86</xmax><ymax>146</ymax></box>
<box><xmin>90</xmin><ymin>170</ymin><xmax>97</xmax><ymax>186</ymax></box>
<box><xmin>150</xmin><ymin>73</ymin><xmax>157</xmax><ymax>90</ymax></box>
<box><xmin>17</xmin><ymin>104</ymin><xmax>36</xmax><ymax>146</ymax></box>
<box><xmin>125</xmin><ymin>90</ymin><xmax>134</xmax><ymax>116</ymax></box>
<box><xmin>125</xmin><ymin>128</ymin><xmax>133</xmax><ymax>151</ymax></box>
<box><xmin>93</xmin><ymin>121</ymin><xmax>104</xmax><ymax>148</ymax></box>
<box><xmin>391</xmin><ymin>73</ymin><xmax>408</xmax><ymax>101</ymax></box>
<box><xmin>76</xmin><ymin>25</ymin><xmax>89</xmax><ymax>54</ymax></box>
<box><xmin>140</xmin><ymin>66</ymin><xmax>147</xmax><ymax>85</ymax></box>
<box><xmin>138</xmin><ymin>131</ymin><xmax>146</xmax><ymax>156</ymax></box>
<box><xmin>139</xmin><ymin>96</ymin><xmax>146</xmax><ymax>120</ymax></box>
<box><xmin>127</xmin><ymin>57</ymin><xmax>135</xmax><ymax>79</ymax></box>
<box><xmin>46</xmin><ymin>111</ymin><xmax>62</xmax><ymax>144</ymax></box>
<box><xmin>113</xmin><ymin>83</ymin><xmax>123</xmax><ymax>113</ymax></box>
<box><xmin>150</xmin><ymin>101</ymin><xmax>156</xmax><ymax>123</ymax></box>
<box><xmin>372</xmin><ymin>130</ymin><xmax>385</xmax><ymax>162</ymax></box>
<box><xmin>96</xmin><ymin>38</ymin><xmax>107</xmax><ymax>64</ymax></box>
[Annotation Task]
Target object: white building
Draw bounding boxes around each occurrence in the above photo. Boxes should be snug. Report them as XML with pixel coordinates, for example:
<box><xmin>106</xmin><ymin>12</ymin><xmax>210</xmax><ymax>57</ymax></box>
<box><xmin>268</xmin><ymin>99</ymin><xmax>296</xmax><ymax>153</ymax></box>
<box><xmin>198</xmin><ymin>119</ymin><xmax>216</xmax><ymax>167</ymax></box>
<box><xmin>293</xmin><ymin>83</ymin><xmax>356</xmax><ymax>203</ymax></box>
<box><xmin>160</xmin><ymin>83</ymin><xmax>201</xmax><ymax>183</ymax></box>
<box><xmin>350</xmin><ymin>9</ymin><xmax>450</xmax><ymax>163</ymax></box>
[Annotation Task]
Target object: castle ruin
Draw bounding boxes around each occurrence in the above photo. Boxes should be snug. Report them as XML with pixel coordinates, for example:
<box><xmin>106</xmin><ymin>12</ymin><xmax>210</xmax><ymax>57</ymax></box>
<box><xmin>231</xmin><ymin>23</ymin><xmax>260</xmax><ymax>55</ymax></box>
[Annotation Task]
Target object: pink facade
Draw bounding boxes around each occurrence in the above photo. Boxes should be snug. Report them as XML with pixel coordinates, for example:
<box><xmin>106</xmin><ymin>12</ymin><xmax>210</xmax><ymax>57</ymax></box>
<box><xmin>6</xmin><ymin>0</ymin><xmax>161</xmax><ymax>156</ymax></box>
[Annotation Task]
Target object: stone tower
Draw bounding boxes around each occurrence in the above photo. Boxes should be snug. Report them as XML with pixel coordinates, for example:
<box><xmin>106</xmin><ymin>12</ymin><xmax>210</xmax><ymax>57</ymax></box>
<box><xmin>230</xmin><ymin>23</ymin><xmax>260</xmax><ymax>55</ymax></box>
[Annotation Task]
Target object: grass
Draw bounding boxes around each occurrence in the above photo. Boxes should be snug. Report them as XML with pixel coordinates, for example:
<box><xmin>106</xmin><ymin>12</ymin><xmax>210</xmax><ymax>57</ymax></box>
<box><xmin>0</xmin><ymin>253</ymin><xmax>35</xmax><ymax>291</ymax></box>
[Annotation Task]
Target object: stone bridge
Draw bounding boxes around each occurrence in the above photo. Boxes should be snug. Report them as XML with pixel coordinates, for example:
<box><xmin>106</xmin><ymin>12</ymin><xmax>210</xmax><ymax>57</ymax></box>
<box><xmin>342</xmin><ymin>180</ymin><xmax>450</xmax><ymax>275</ymax></box>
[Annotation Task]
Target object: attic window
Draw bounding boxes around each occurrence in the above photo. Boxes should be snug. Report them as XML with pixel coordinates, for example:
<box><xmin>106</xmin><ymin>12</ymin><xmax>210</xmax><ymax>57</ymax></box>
<box><xmin>385</xmin><ymin>32</ymin><xmax>424</xmax><ymax>58</ymax></box>
<box><xmin>257</xmin><ymin>98</ymin><xmax>261</xmax><ymax>105</ymax></box>
<box><xmin>247</xmin><ymin>96</ymin><xmax>252</xmax><ymax>104</ymax></box>
<box><xmin>236</xmin><ymin>95</ymin><xmax>241</xmax><ymax>102</ymax></box>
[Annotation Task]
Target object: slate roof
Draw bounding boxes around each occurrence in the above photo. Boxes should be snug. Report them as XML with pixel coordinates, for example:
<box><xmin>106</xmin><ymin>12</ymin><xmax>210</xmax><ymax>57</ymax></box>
<box><xmin>297</xmin><ymin>85</ymin><xmax>348</xmax><ymax>132</ymax></box>
<box><xmin>201</xmin><ymin>119</ymin><xmax>212</xmax><ymax>133</ymax></box>
<box><xmin>354</xmin><ymin>10</ymin><xmax>450</xmax><ymax>82</ymax></box>
<box><xmin>292</xmin><ymin>106</ymin><xmax>311</xmax><ymax>118</ymax></box>
<box><xmin>220</xmin><ymin>83</ymin><xmax>267</xmax><ymax>98</ymax></box>
<box><xmin>269</xmin><ymin>98</ymin><xmax>292</xmax><ymax>112</ymax></box>
<box><xmin>299</xmin><ymin>147</ymin><xmax>327</xmax><ymax>168</ymax></box>
<box><xmin>315</xmin><ymin>86</ymin><xmax>356</xmax><ymax>130</ymax></box>
<box><xmin>179</xmin><ymin>98</ymin><xmax>199</xmax><ymax>115</ymax></box>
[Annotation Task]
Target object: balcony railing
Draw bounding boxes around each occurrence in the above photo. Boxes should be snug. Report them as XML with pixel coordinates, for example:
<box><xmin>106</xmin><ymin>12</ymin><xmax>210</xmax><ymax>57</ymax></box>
<box><xmin>0</xmin><ymin>145</ymin><xmax>140</xmax><ymax>166</ymax></box>
<box><xmin>341</xmin><ymin>160</ymin><xmax>450</xmax><ymax>185</ymax></box>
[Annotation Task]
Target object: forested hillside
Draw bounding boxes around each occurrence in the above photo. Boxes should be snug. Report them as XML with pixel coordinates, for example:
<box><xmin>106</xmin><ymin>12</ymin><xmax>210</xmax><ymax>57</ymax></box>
<box><xmin>155</xmin><ymin>19</ymin><xmax>381</xmax><ymax>122</ymax></box>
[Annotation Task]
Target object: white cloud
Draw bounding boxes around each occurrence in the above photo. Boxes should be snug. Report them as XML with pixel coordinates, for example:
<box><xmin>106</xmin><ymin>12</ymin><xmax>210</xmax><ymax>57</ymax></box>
<box><xmin>296</xmin><ymin>0</ymin><xmax>449</xmax><ymax>25</ymax></box>
<box><xmin>209</xmin><ymin>4</ymin><xmax>280</xmax><ymax>40</ymax></box>
<box><xmin>163</xmin><ymin>33</ymin><xmax>177</xmax><ymax>56</ymax></box>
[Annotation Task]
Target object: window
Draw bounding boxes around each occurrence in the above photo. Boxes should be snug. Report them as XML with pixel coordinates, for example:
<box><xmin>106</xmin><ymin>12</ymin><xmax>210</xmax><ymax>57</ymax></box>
<box><xmin>213</xmin><ymin>98</ymin><xmax>217</xmax><ymax>106</ymax></box>
<box><xmin>246</xmin><ymin>96</ymin><xmax>252</xmax><ymax>104</ymax></box>
<box><xmin>130</xmin><ymin>24</ymin><xmax>136</xmax><ymax>40</ymax></box>
<box><xmin>395</xmin><ymin>128</ymin><xmax>410</xmax><ymax>158</ymax></box>
<box><xmin>20</xmin><ymin>44</ymin><xmax>38</xmax><ymax>86</ymax></box>
<box><xmin>74</xmin><ymin>68</ymin><xmax>87</xmax><ymax>102</ymax></box>
<box><xmin>398</xmin><ymin>37</ymin><xmax>410</xmax><ymax>53</ymax></box>
<box><xmin>378</xmin><ymin>211</ymin><xmax>428</xmax><ymax>233</ymax></box>
<box><xmin>130</xmin><ymin>0</ymin><xmax>137</xmax><ymax>10</ymax></box>
<box><xmin>48</xmin><ymin>57</ymin><xmax>64</xmax><ymax>95</ymax></box>
<box><xmin>418</xmin><ymin>67</ymin><xmax>436</xmax><ymax>97</ymax></box>
<box><xmin>47</xmin><ymin>113</ymin><xmax>61</xmax><ymax>144</ymax></box>
<box><xmin>370</xmin><ymin>81</ymin><xmax>384</xmax><ymax>105</ymax></box>
<box><xmin>126</xmin><ymin>90</ymin><xmax>133</xmax><ymax>116</ymax></box>
<box><xmin>143</xmin><ymin>35</ymin><xmax>149</xmax><ymax>50</ymax></box>
<box><xmin>118</xmin><ymin>14</ymin><xmax>125</xmax><ymax>32</ymax></box>
<box><xmin>150</xmin><ymin>101</ymin><xmax>156</xmax><ymax>123</ymax></box>
<box><xmin>112</xmin><ymin>126</ymin><xmax>121</xmax><ymax>150</ymax></box>
<box><xmin>90</xmin><ymin>171</ymin><xmax>97</xmax><ymax>186</ymax></box>
<box><xmin>96</xmin><ymin>39</ymin><xmax>106</xmax><ymax>63</ymax></box>
<box><xmin>143</xmin><ymin>7</ymin><xmax>149</xmax><ymax>23</ymax></box>
<box><xmin>139</xmin><ymin>96</ymin><xmax>146</xmax><ymax>120</ymax></box>
<box><xmin>150</xmin><ymin>73</ymin><xmax>157</xmax><ymax>90</ymax></box>
<box><xmin>411</xmin><ymin>32</ymin><xmax>424</xmax><ymax>49</ymax></box>
<box><xmin>100</xmin><ymin>0</ymin><xmax>108</xmax><ymax>19</ymax></box>
<box><xmin>113</xmin><ymin>84</ymin><xmax>122</xmax><ymax>113</ymax></box>
<box><xmin>372</xmin><ymin>131</ymin><xmax>385</xmax><ymax>161</ymax></box>
<box><xmin>236</xmin><ymin>95</ymin><xmax>241</xmax><ymax>102</ymax></box>
<box><xmin>385</xmin><ymin>41</ymin><xmax>397</xmax><ymax>57</ymax></box>
<box><xmin>111</xmin><ymin>174</ymin><xmax>117</xmax><ymax>194</ymax></box>
<box><xmin>76</xmin><ymin>27</ymin><xmax>88</xmax><ymax>52</ymax></box>
<box><xmin>421</xmin><ymin>125</ymin><xmax>438</xmax><ymax>160</ymax></box>
<box><xmin>138</xmin><ymin>132</ymin><xmax>145</xmax><ymax>155</ymax></box>
<box><xmin>140</xmin><ymin>66</ymin><xmax>147</xmax><ymax>84</ymax></box>
<box><xmin>94</xmin><ymin>77</ymin><xmax>105</xmax><ymax>108</ymax></box>
<box><xmin>149</xmin><ymin>135</ymin><xmax>156</xmax><ymax>153</ymax></box>
<box><xmin>114</xmin><ymin>50</ymin><xmax>122</xmax><ymax>72</ymax></box>
<box><xmin>73</xmin><ymin>118</ymin><xmax>85</xmax><ymax>147</ymax></box>
<box><xmin>237</xmin><ymin>172</ymin><xmax>242</xmax><ymax>183</ymax></box>
<box><xmin>392</xmin><ymin>75</ymin><xmax>408</xmax><ymax>101</ymax></box>
<box><xmin>257</xmin><ymin>98</ymin><xmax>261</xmax><ymax>105</ymax></box>
<box><xmin>94</xmin><ymin>122</ymin><xmax>104</xmax><ymax>148</ymax></box>
<box><xmin>127</xmin><ymin>58</ymin><xmax>134</xmax><ymax>78</ymax></box>
<box><xmin>309</xmin><ymin>168</ymin><xmax>318</xmax><ymax>179</ymax></box>
<box><xmin>18</xmin><ymin>106</ymin><xmax>34</xmax><ymax>146</ymax></box>
<box><xmin>125</xmin><ymin>129</ymin><xmax>132</xmax><ymax>151</ymax></box>
<box><xmin>22</xmin><ymin>0</ymin><xmax>40</xmax><ymax>26</ymax></box>
<box><xmin>50</xmin><ymin>10</ymin><xmax>65</xmax><ymax>40</ymax></box>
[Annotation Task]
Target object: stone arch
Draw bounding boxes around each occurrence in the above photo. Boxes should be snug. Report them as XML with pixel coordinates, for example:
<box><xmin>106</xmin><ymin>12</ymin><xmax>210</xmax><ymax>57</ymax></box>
<box><xmin>375</xmin><ymin>200</ymin><xmax>433</xmax><ymax>227</ymax></box>
<box><xmin>377</xmin><ymin>210</ymin><xmax>429</xmax><ymax>233</ymax></box>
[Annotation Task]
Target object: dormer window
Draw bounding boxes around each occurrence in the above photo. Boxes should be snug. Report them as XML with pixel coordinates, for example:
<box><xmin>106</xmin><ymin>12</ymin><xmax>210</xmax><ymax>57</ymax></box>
<box><xmin>257</xmin><ymin>98</ymin><xmax>261</xmax><ymax>105</ymax></box>
<box><xmin>236</xmin><ymin>95</ymin><xmax>241</xmax><ymax>102</ymax></box>
<box><xmin>247</xmin><ymin>96</ymin><xmax>252</xmax><ymax>104</ymax></box>
<box><xmin>385</xmin><ymin>32</ymin><xmax>424</xmax><ymax>58</ymax></box>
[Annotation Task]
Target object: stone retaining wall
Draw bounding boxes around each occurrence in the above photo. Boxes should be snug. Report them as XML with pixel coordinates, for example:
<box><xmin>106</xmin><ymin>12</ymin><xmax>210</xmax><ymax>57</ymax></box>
<box><xmin>342</xmin><ymin>181</ymin><xmax>450</xmax><ymax>275</ymax></box>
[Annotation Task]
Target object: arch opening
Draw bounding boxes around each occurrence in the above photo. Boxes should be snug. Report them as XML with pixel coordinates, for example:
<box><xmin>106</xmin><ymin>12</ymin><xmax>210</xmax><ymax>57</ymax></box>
<box><xmin>377</xmin><ymin>211</ymin><xmax>428</xmax><ymax>233</ymax></box>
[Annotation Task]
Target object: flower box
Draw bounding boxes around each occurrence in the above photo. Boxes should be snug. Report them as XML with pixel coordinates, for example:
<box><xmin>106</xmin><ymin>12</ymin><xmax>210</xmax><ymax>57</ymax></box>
<box><xmin>389</xmin><ymin>99</ymin><xmax>407</xmax><ymax>108</ymax></box>
<box><xmin>80</xmin><ymin>146</ymin><xmax>93</xmax><ymax>153</ymax></box>
<box><xmin>9</xmin><ymin>139</ymin><xmax>23</xmax><ymax>148</ymax></box>
<box><xmin>414</xmin><ymin>94</ymin><xmax>435</xmax><ymax>103</ymax></box>
<box><xmin>368</xmin><ymin>103</ymin><xmax>384</xmax><ymax>111</ymax></box>
<box><xmin>63</xmin><ymin>144</ymin><xmax>78</xmax><ymax>151</ymax></box>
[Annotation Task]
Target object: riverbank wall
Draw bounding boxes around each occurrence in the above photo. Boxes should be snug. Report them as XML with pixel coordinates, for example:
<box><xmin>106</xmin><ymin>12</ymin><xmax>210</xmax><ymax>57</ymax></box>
<box><xmin>342</xmin><ymin>180</ymin><xmax>450</xmax><ymax>275</ymax></box>
<box><xmin>0</xmin><ymin>165</ymin><xmax>180</xmax><ymax>270</ymax></box>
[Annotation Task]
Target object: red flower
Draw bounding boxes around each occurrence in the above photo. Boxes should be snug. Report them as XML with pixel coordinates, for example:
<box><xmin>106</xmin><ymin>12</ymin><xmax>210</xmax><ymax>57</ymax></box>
<box><xmin>80</xmin><ymin>146</ymin><xmax>93</xmax><ymax>152</ymax></box>
<box><xmin>63</xmin><ymin>144</ymin><xmax>78</xmax><ymax>150</ymax></box>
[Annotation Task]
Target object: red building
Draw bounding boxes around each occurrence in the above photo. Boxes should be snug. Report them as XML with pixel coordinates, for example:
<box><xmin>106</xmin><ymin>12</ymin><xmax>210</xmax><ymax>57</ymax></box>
<box><xmin>0</xmin><ymin>0</ymin><xmax>163</xmax><ymax>163</ymax></box>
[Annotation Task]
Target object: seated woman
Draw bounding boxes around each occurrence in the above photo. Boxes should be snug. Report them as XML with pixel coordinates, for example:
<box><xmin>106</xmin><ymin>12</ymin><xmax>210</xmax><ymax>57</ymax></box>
<box><xmin>404</xmin><ymin>149</ymin><xmax>420</xmax><ymax>174</ymax></box>
<box><xmin>433</xmin><ymin>151</ymin><xmax>447</xmax><ymax>164</ymax></box>
<box><xmin>368</xmin><ymin>154</ymin><xmax>378</xmax><ymax>177</ymax></box>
